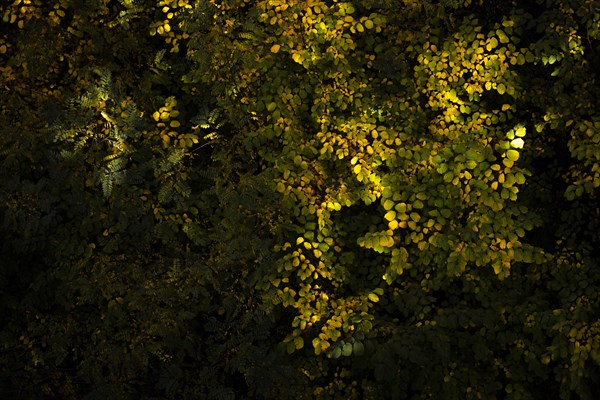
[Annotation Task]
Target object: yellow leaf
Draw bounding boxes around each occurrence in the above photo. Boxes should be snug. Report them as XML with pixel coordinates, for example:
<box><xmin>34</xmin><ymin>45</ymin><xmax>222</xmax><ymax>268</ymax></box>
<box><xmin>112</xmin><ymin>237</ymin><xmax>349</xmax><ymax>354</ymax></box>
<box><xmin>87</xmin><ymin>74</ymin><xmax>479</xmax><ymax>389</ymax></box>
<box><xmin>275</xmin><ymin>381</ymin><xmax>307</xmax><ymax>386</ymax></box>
<box><xmin>496</xmin><ymin>29</ymin><xmax>509</xmax><ymax>44</ymax></box>
<box><xmin>486</xmin><ymin>37</ymin><xmax>498</xmax><ymax>51</ymax></box>
<box><xmin>384</xmin><ymin>210</ymin><xmax>396</xmax><ymax>221</ymax></box>
<box><xmin>506</xmin><ymin>149</ymin><xmax>519</xmax><ymax>161</ymax></box>
<box><xmin>170</xmin><ymin>120</ymin><xmax>180</xmax><ymax>128</ymax></box>
<box><xmin>271</xmin><ymin>44</ymin><xmax>281</xmax><ymax>53</ymax></box>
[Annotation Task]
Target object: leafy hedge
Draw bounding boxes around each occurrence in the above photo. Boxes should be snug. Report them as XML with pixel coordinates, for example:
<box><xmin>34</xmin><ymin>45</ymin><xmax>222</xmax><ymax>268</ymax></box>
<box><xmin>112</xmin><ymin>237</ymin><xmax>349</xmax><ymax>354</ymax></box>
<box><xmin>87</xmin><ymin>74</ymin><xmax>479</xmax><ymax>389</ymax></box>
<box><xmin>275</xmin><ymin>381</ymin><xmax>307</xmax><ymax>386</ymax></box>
<box><xmin>1</xmin><ymin>0</ymin><xmax>598</xmax><ymax>399</ymax></box>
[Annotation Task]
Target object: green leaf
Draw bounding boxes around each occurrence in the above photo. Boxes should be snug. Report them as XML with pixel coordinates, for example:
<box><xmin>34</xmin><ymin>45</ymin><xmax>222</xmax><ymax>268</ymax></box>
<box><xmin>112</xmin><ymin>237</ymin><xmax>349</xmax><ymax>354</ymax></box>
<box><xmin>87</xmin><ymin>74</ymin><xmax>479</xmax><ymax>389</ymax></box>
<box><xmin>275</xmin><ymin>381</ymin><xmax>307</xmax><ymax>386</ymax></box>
<box><xmin>353</xmin><ymin>341</ymin><xmax>365</xmax><ymax>356</ymax></box>
<box><xmin>294</xmin><ymin>336</ymin><xmax>304</xmax><ymax>350</ymax></box>
<box><xmin>383</xmin><ymin>199</ymin><xmax>395</xmax><ymax>210</ymax></box>
<box><xmin>331</xmin><ymin>346</ymin><xmax>342</xmax><ymax>359</ymax></box>
<box><xmin>497</xmin><ymin>83</ymin><xmax>506</xmax><ymax>95</ymax></box>
<box><xmin>342</xmin><ymin>342</ymin><xmax>353</xmax><ymax>357</ymax></box>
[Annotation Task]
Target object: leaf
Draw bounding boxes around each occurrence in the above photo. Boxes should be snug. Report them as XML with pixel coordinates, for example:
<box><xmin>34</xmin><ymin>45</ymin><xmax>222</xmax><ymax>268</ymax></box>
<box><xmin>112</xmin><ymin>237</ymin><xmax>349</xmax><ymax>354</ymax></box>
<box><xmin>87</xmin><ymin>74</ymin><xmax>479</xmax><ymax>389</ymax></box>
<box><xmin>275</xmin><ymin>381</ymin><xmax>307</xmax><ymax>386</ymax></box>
<box><xmin>496</xmin><ymin>29</ymin><xmax>510</xmax><ymax>44</ymax></box>
<box><xmin>342</xmin><ymin>342</ymin><xmax>353</xmax><ymax>356</ymax></box>
<box><xmin>367</xmin><ymin>293</ymin><xmax>379</xmax><ymax>302</ymax></box>
<box><xmin>294</xmin><ymin>336</ymin><xmax>304</xmax><ymax>350</ymax></box>
<box><xmin>353</xmin><ymin>341</ymin><xmax>365</xmax><ymax>356</ymax></box>
<box><xmin>383</xmin><ymin>199</ymin><xmax>395</xmax><ymax>210</ymax></box>
<box><xmin>510</xmin><ymin>138</ymin><xmax>524</xmax><ymax>149</ymax></box>
<box><xmin>506</xmin><ymin>149</ymin><xmax>519</xmax><ymax>161</ymax></box>
<box><xmin>331</xmin><ymin>346</ymin><xmax>342</xmax><ymax>359</ymax></box>
<box><xmin>497</xmin><ymin>83</ymin><xmax>506</xmax><ymax>95</ymax></box>
<box><xmin>270</xmin><ymin>44</ymin><xmax>281</xmax><ymax>53</ymax></box>
<box><xmin>384</xmin><ymin>210</ymin><xmax>396</xmax><ymax>221</ymax></box>
<box><xmin>486</xmin><ymin>37</ymin><xmax>498</xmax><ymax>51</ymax></box>
<box><xmin>409</xmin><ymin>212</ymin><xmax>421</xmax><ymax>222</ymax></box>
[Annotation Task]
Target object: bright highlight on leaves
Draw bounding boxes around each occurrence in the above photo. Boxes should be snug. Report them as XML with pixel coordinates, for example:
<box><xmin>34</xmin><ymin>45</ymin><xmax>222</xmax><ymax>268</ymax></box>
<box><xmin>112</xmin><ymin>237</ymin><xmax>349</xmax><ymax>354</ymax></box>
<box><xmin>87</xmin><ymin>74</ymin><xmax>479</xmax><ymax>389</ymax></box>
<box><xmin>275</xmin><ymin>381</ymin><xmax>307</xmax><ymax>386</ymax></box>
<box><xmin>511</xmin><ymin>138</ymin><xmax>524</xmax><ymax>149</ymax></box>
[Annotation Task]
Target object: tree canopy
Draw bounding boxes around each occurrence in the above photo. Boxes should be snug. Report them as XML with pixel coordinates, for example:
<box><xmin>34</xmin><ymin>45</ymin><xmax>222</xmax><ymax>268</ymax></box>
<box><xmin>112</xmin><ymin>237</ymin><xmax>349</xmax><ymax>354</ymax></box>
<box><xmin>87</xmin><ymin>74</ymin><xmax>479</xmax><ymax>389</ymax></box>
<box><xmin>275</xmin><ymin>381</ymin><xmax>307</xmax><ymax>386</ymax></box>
<box><xmin>1</xmin><ymin>0</ymin><xmax>599</xmax><ymax>399</ymax></box>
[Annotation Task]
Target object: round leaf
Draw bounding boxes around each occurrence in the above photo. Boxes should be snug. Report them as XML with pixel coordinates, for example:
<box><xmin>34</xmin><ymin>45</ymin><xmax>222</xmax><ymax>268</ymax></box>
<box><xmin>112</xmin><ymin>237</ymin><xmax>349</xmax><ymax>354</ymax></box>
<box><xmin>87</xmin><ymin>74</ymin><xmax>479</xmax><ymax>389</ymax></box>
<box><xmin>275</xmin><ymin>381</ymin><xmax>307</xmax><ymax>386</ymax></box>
<box><xmin>342</xmin><ymin>343</ymin><xmax>353</xmax><ymax>357</ymax></box>
<box><xmin>384</xmin><ymin>210</ymin><xmax>396</xmax><ymax>221</ymax></box>
<box><xmin>506</xmin><ymin>149</ymin><xmax>520</xmax><ymax>161</ymax></box>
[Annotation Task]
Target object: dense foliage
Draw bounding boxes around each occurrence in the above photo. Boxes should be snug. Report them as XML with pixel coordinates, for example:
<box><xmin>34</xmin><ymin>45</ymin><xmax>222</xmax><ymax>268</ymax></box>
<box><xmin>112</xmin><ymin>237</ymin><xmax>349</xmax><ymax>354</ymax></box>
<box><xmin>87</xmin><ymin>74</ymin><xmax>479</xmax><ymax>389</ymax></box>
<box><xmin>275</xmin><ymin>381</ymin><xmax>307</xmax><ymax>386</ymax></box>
<box><xmin>1</xmin><ymin>0</ymin><xmax>599</xmax><ymax>398</ymax></box>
